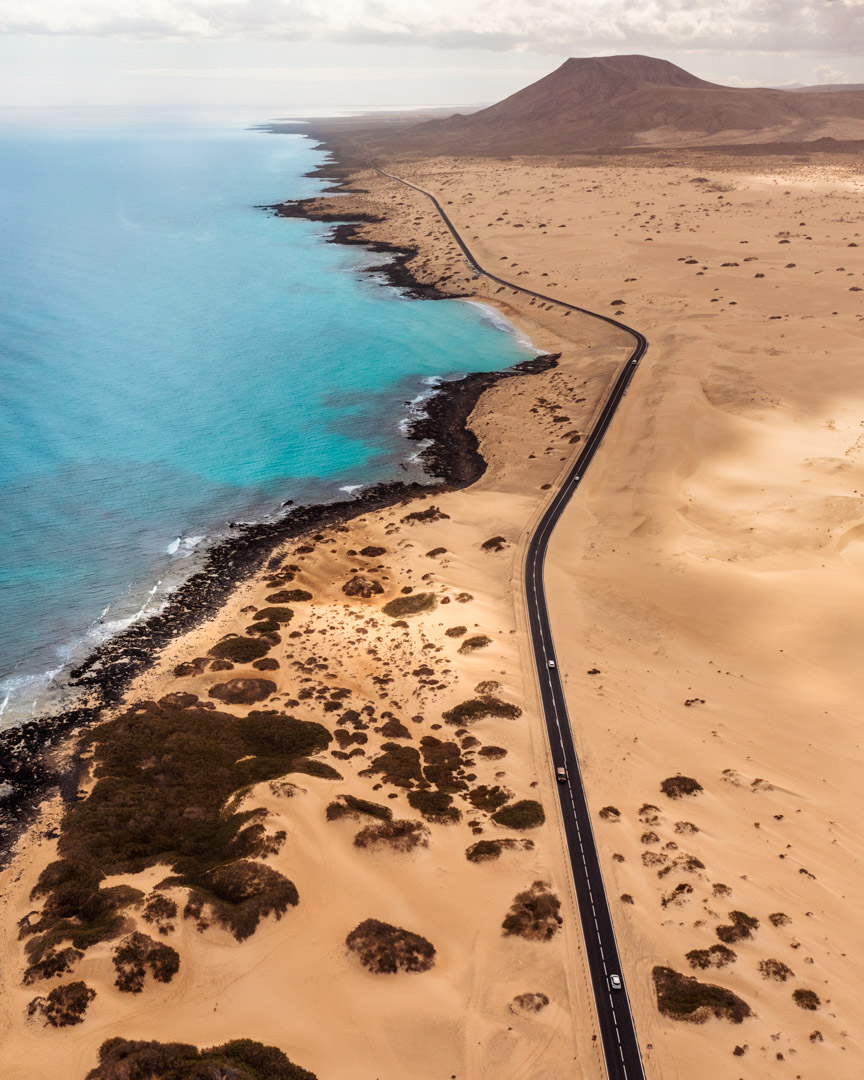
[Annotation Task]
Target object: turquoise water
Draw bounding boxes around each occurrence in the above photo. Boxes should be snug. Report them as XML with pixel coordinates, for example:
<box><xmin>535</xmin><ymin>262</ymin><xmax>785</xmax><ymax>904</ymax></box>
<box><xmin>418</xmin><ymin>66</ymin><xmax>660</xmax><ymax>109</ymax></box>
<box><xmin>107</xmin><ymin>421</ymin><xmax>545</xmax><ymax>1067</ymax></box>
<box><xmin>0</xmin><ymin>112</ymin><xmax>533</xmax><ymax>725</ymax></box>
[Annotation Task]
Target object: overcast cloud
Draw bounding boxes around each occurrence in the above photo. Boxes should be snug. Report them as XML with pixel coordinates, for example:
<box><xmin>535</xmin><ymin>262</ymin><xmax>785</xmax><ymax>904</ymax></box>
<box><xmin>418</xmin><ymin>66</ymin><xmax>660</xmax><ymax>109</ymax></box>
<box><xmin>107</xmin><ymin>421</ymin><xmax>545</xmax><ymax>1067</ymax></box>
<box><xmin>1</xmin><ymin>0</ymin><xmax>862</xmax><ymax>55</ymax></box>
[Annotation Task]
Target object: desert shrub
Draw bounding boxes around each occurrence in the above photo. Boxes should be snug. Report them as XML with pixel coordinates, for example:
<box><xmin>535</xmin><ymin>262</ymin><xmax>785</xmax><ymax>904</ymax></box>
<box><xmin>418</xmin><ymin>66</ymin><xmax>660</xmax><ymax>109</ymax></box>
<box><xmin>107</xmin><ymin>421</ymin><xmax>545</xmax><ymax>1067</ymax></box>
<box><xmin>661</xmin><ymin>883</ymin><xmax>693</xmax><ymax>907</ymax></box>
<box><xmin>210</xmin><ymin>659</ymin><xmax>234</xmax><ymax>671</ymax></box>
<box><xmin>653</xmin><ymin>966</ymin><xmax>751</xmax><ymax>1024</ymax></box>
<box><xmin>407</xmin><ymin>789</ymin><xmax>461</xmax><ymax>823</ymax></box>
<box><xmin>468</xmin><ymin>785</ymin><xmax>513</xmax><ymax>812</ymax></box>
<box><xmin>266</xmin><ymin>590</ymin><xmax>312</xmax><ymax>603</ymax></box>
<box><xmin>253</xmin><ymin>607</ymin><xmax>294</xmax><ymax>624</ymax></box>
<box><xmin>400</xmin><ymin>505</ymin><xmax>449</xmax><ymax>524</ymax></box>
<box><xmin>142</xmin><ymin>894</ymin><xmax>178</xmax><ymax>935</ymax></box>
<box><xmin>455</xmin><ymin>592</ymin><xmax>473</xmax><ymax>603</ymax></box>
<box><xmin>360</xmin><ymin>545</ymin><xmax>387</xmax><ymax>557</ymax></box>
<box><xmin>326</xmin><ymin>795</ymin><xmax>392</xmax><ymax>822</ymax></box>
<box><xmin>382</xmin><ymin>593</ymin><xmax>436</xmax><ymax>618</ymax></box>
<box><xmin>246</xmin><ymin>619</ymin><xmax>281</xmax><ymax>636</ymax></box>
<box><xmin>478</xmin><ymin>745</ymin><xmax>508</xmax><ymax>760</ymax></box>
<box><xmin>113</xmin><ymin>932</ymin><xmax>180</xmax><ymax>993</ymax></box>
<box><xmin>759</xmin><ymin>958</ymin><xmax>794</xmax><ymax>981</ymax></box>
<box><xmin>184</xmin><ymin>861</ymin><xmax>298</xmax><ymax>942</ymax></box>
<box><xmin>502</xmin><ymin>881</ymin><xmax>562</xmax><ymax>941</ymax></box>
<box><xmin>512</xmin><ymin>992</ymin><xmax>549</xmax><ymax>1012</ymax></box>
<box><xmin>292</xmin><ymin>759</ymin><xmax>341</xmax><ymax>780</ymax></box>
<box><xmin>713</xmin><ymin>883</ymin><xmax>732</xmax><ymax>898</ymax></box>
<box><xmin>345</xmin><ymin>919</ymin><xmax>435</xmax><ymax>974</ymax></box>
<box><xmin>379</xmin><ymin>717</ymin><xmax>411</xmax><ymax>739</ymax></box>
<box><xmin>442</xmin><ymin>696</ymin><xmax>522</xmax><ymax>725</ymax></box>
<box><xmin>25</xmin><ymin>704</ymin><xmax>328</xmax><ymax>961</ymax></box>
<box><xmin>208</xmin><ymin>637</ymin><xmax>270</xmax><ymax>664</ymax></box>
<box><xmin>481</xmin><ymin>536</ymin><xmax>508</xmax><ymax>552</ymax></box>
<box><xmin>768</xmin><ymin>912</ymin><xmax>790</xmax><ymax>927</ymax></box>
<box><xmin>661</xmin><ymin>775</ymin><xmax>703</xmax><ymax>799</ymax></box>
<box><xmin>360</xmin><ymin>743</ymin><xmax>424</xmax><ymax>787</ymax></box>
<box><xmin>444</xmin><ymin>626</ymin><xmax>467</xmax><ymax>637</ymax></box>
<box><xmin>426</xmin><ymin>547</ymin><xmax>447</xmax><ymax>557</ymax></box>
<box><xmin>85</xmin><ymin>1037</ymin><xmax>317</xmax><ymax>1080</ymax></box>
<box><xmin>253</xmin><ymin>657</ymin><xmax>280</xmax><ymax>671</ymax></box>
<box><xmin>686</xmin><ymin>945</ymin><xmax>737</xmax><ymax>970</ymax></box>
<box><xmin>459</xmin><ymin>635</ymin><xmax>492</xmax><ymax>653</ymax></box>
<box><xmin>419</xmin><ymin>735</ymin><xmax>467</xmax><ymax>792</ymax></box>
<box><xmin>173</xmin><ymin>657</ymin><xmax>208</xmax><ymax>678</ymax></box>
<box><xmin>675</xmin><ymin>821</ymin><xmax>699</xmax><ymax>835</ymax></box>
<box><xmin>598</xmin><ymin>806</ymin><xmax>621</xmax><ymax>821</ymax></box>
<box><xmin>208</xmin><ymin>678</ymin><xmax>276</xmax><ymax>705</ymax></box>
<box><xmin>492</xmin><ymin>800</ymin><xmax>545</xmax><ymax>830</ymax></box>
<box><xmin>466</xmin><ymin>838</ymin><xmax>533</xmax><ymax>863</ymax></box>
<box><xmin>716</xmin><ymin>911</ymin><xmax>759</xmax><ymax>944</ymax></box>
<box><xmin>28</xmin><ymin>981</ymin><xmax>95</xmax><ymax>1027</ymax></box>
<box><xmin>354</xmin><ymin>819</ymin><xmax>429</xmax><ymax>853</ymax></box>
<box><xmin>621</xmin><ymin>893</ymin><xmax>634</xmax><ymax>904</ymax></box>
<box><xmin>23</xmin><ymin>945</ymin><xmax>83</xmax><ymax>985</ymax></box>
<box><xmin>793</xmin><ymin>988</ymin><xmax>820</xmax><ymax>1010</ymax></box>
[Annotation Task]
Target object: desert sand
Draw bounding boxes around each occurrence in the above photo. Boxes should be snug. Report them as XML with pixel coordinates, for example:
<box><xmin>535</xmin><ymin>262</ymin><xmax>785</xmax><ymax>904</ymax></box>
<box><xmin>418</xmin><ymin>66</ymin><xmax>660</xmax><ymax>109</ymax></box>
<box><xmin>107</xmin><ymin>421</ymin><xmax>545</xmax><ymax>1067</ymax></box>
<box><xmin>1</xmin><ymin>144</ymin><xmax>862</xmax><ymax>1080</ymax></box>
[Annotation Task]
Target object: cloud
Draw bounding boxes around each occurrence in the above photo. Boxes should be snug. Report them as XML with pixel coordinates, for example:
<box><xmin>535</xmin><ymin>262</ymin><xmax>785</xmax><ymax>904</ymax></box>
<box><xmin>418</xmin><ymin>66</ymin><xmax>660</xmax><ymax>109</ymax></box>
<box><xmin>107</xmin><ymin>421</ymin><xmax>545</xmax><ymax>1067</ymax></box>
<box><xmin>1</xmin><ymin>0</ymin><xmax>863</xmax><ymax>57</ymax></box>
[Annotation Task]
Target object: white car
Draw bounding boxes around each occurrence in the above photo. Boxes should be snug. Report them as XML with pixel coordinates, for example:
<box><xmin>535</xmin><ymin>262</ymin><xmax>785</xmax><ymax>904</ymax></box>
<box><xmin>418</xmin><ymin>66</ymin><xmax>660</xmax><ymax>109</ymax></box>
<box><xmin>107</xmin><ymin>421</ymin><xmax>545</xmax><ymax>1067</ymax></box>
<box><xmin>609</xmin><ymin>974</ymin><xmax>622</xmax><ymax>991</ymax></box>
<box><xmin>548</xmin><ymin>659</ymin><xmax>556</xmax><ymax>668</ymax></box>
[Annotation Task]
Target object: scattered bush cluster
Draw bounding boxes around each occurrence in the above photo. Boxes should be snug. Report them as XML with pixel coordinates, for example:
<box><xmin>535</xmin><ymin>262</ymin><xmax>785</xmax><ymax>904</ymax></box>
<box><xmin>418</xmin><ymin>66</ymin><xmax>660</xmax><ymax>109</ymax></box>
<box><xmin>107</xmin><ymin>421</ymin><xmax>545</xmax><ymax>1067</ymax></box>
<box><xmin>653</xmin><ymin>966</ymin><xmax>751</xmax><ymax>1024</ymax></box>
<box><xmin>458</xmin><ymin>635</ymin><xmax>492</xmax><ymax>654</ymax></box>
<box><xmin>660</xmin><ymin>775</ymin><xmax>703</xmax><ymax>799</ymax></box>
<box><xmin>345</xmin><ymin>919</ymin><xmax>436</xmax><ymax>974</ymax></box>
<box><xmin>716</xmin><ymin>911</ymin><xmax>759</xmax><ymax>945</ymax></box>
<box><xmin>113</xmin><ymin>932</ymin><xmax>180</xmax><ymax>993</ymax></box>
<box><xmin>686</xmin><ymin>944</ymin><xmax>737</xmax><ymax>970</ymax></box>
<box><xmin>27</xmin><ymin>981</ymin><xmax>96</xmax><ymax>1027</ymax></box>
<box><xmin>512</xmin><ymin>992</ymin><xmax>549</xmax><ymax>1012</ymax></box>
<box><xmin>382</xmin><ymin>593</ymin><xmax>436</xmax><ymax>618</ymax></box>
<box><xmin>85</xmin><ymin>1037</ymin><xmax>317</xmax><ymax>1080</ymax></box>
<box><xmin>442</xmin><ymin>695</ymin><xmax>522</xmax><ymax>726</ymax></box>
<box><xmin>353</xmin><ymin>819</ymin><xmax>429</xmax><ymax>853</ymax></box>
<box><xmin>466</xmin><ymin>838</ymin><xmax>534</xmax><ymax>863</ymax></box>
<box><xmin>326</xmin><ymin>794</ymin><xmax>392</xmax><ymax>822</ymax></box>
<box><xmin>183</xmin><ymin>860</ymin><xmax>299</xmax><ymax>941</ymax></box>
<box><xmin>407</xmin><ymin>789</ymin><xmax>461</xmax><ymax>824</ymax></box>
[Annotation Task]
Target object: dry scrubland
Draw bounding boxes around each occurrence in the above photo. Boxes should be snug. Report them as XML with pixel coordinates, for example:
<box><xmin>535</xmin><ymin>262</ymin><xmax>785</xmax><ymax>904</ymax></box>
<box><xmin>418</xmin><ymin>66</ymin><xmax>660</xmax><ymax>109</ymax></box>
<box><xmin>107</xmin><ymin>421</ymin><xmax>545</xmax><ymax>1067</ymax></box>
<box><xmin>0</xmin><ymin>281</ymin><xmax>628</xmax><ymax>1078</ymax></box>
<box><xmin>1</xmin><ymin>148</ymin><xmax>863</xmax><ymax>1080</ymax></box>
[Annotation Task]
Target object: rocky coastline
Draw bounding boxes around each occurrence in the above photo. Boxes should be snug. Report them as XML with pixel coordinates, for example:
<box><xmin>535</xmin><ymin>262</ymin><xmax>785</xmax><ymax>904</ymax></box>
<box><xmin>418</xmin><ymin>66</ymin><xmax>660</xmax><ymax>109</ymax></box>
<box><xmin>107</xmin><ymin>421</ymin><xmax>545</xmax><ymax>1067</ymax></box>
<box><xmin>0</xmin><ymin>158</ymin><xmax>559</xmax><ymax>863</ymax></box>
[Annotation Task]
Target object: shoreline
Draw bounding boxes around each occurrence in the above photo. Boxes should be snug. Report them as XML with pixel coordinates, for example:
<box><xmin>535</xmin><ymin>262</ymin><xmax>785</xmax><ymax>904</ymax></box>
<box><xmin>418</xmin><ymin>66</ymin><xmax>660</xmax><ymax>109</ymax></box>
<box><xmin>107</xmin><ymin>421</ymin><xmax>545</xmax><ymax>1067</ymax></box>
<box><xmin>0</xmin><ymin>159</ymin><xmax>558</xmax><ymax>865</ymax></box>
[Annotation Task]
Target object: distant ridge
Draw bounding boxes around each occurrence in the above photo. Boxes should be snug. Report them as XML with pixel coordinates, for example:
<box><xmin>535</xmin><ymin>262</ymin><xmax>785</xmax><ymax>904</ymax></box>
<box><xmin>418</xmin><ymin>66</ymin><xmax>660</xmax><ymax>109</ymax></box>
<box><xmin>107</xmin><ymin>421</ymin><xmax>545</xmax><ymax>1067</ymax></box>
<box><xmin>382</xmin><ymin>55</ymin><xmax>864</xmax><ymax>154</ymax></box>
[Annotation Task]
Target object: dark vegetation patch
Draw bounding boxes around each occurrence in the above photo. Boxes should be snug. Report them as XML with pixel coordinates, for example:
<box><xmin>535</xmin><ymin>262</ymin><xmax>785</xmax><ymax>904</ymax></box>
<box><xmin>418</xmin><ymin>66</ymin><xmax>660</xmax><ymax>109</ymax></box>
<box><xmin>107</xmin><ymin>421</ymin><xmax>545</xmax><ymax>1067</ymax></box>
<box><xmin>354</xmin><ymin>819</ymin><xmax>429</xmax><ymax>852</ymax></box>
<box><xmin>502</xmin><ymin>881</ymin><xmax>562</xmax><ymax>941</ymax></box>
<box><xmin>716</xmin><ymin>911</ymin><xmax>759</xmax><ymax>944</ymax></box>
<box><xmin>266</xmin><ymin>589</ymin><xmax>313</xmax><ymax>603</ymax></box>
<box><xmin>793</xmin><ymin>988</ymin><xmax>820</xmax><ymax>1010</ymax></box>
<box><xmin>768</xmin><ymin>912</ymin><xmax>790</xmax><ymax>927</ymax></box>
<box><xmin>407</xmin><ymin>789</ymin><xmax>461</xmax><ymax>823</ymax></box>
<box><xmin>465</xmin><ymin>838</ymin><xmax>534</xmax><ymax>862</ymax></box>
<box><xmin>661</xmin><ymin>775</ymin><xmax>703</xmax><ymax>799</ymax></box>
<box><xmin>253</xmin><ymin>607</ymin><xmax>294</xmax><ymax>624</ymax></box>
<box><xmin>360</xmin><ymin>743</ymin><xmax>423</xmax><ymax>787</ymax></box>
<box><xmin>419</xmin><ymin>736</ymin><xmax>467</xmax><ymax>792</ymax></box>
<box><xmin>23</xmin><ymin>945</ymin><xmax>83</xmax><ymax>985</ymax></box>
<box><xmin>599</xmin><ymin>806</ymin><xmax>621</xmax><ymax>821</ymax></box>
<box><xmin>208</xmin><ymin>636</ymin><xmax>270</xmax><ymax>664</ymax></box>
<box><xmin>426</xmin><ymin>547</ymin><xmax>447</xmax><ymax>557</ymax></box>
<box><xmin>512</xmin><ymin>992</ymin><xmax>549</xmax><ymax>1012</ymax></box>
<box><xmin>326</xmin><ymin>794</ymin><xmax>392</xmax><ymax>822</ymax></box>
<box><xmin>183</xmin><ymin>860</ymin><xmax>298</xmax><ymax>941</ymax></box>
<box><xmin>477</xmin><ymin>745</ymin><xmax>508</xmax><ymax>760</ymax></box>
<box><xmin>85</xmin><ymin>1037</ymin><xmax>317</xmax><ymax>1080</ymax></box>
<box><xmin>23</xmin><ymin>703</ymin><xmax>327</xmax><ymax>960</ymax></box>
<box><xmin>159</xmin><ymin>692</ymin><xmax>198</xmax><ymax>709</ymax></box>
<box><xmin>468</xmin><ymin>785</ymin><xmax>513</xmax><ymax>812</ymax></box>
<box><xmin>445</xmin><ymin>626</ymin><xmax>467</xmax><ymax>637</ymax></box>
<box><xmin>142</xmin><ymin>894</ymin><xmax>178</xmax><ymax>935</ymax></box>
<box><xmin>208</xmin><ymin>678</ymin><xmax>276</xmax><ymax>705</ymax></box>
<box><xmin>113</xmin><ymin>932</ymin><xmax>180</xmax><ymax>993</ymax></box>
<box><xmin>342</xmin><ymin>575</ymin><xmax>384</xmax><ymax>598</ymax></box>
<box><xmin>359</xmin><ymin>546</ymin><xmax>387</xmax><ymax>557</ymax></box>
<box><xmin>686</xmin><ymin>944</ymin><xmax>737</xmax><ymax>970</ymax></box>
<box><xmin>382</xmin><ymin>593</ymin><xmax>436</xmax><ymax>617</ymax></box>
<box><xmin>653</xmin><ymin>966</ymin><xmax>751</xmax><ymax>1024</ymax></box>
<box><xmin>28</xmin><ymin>981</ymin><xmax>95</xmax><ymax>1027</ymax></box>
<box><xmin>459</xmin><ymin>635</ymin><xmax>492</xmax><ymax>653</ymax></box>
<box><xmin>481</xmin><ymin>536</ymin><xmax>508</xmax><ymax>552</ymax></box>
<box><xmin>759</xmin><ymin>958</ymin><xmax>794</xmax><ymax>981</ymax></box>
<box><xmin>400</xmin><ymin>505</ymin><xmax>450</xmax><ymax>525</ymax></box>
<box><xmin>253</xmin><ymin>657</ymin><xmax>280</xmax><ymax>671</ymax></box>
<box><xmin>345</xmin><ymin>918</ymin><xmax>436</xmax><ymax>974</ymax></box>
<box><xmin>442</xmin><ymin>696</ymin><xmax>522</xmax><ymax>725</ymax></box>
<box><xmin>379</xmin><ymin>717</ymin><xmax>411</xmax><ymax>739</ymax></box>
<box><xmin>492</xmin><ymin>800</ymin><xmax>544</xmax><ymax>830</ymax></box>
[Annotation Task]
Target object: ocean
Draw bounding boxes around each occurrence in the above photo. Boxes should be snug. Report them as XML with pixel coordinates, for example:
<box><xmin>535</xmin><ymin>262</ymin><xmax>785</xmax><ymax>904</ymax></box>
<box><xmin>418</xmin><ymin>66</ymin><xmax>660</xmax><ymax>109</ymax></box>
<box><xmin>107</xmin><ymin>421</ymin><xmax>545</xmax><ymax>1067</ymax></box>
<box><xmin>0</xmin><ymin>108</ymin><xmax>534</xmax><ymax>728</ymax></box>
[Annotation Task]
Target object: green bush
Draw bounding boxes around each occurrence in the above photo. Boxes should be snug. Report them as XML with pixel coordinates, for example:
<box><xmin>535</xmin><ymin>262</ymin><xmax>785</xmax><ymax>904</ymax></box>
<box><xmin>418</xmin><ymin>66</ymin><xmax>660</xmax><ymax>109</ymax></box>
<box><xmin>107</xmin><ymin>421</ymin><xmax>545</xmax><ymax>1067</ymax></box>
<box><xmin>491</xmin><ymin>800</ymin><xmax>545</xmax><ymax>830</ymax></box>
<box><xmin>208</xmin><ymin>637</ymin><xmax>270</xmax><ymax>664</ymax></box>
<box><xmin>85</xmin><ymin>1037</ymin><xmax>317</xmax><ymax>1080</ymax></box>
<box><xmin>653</xmin><ymin>966</ymin><xmax>751</xmax><ymax>1024</ymax></box>
<box><xmin>442</xmin><ymin>696</ymin><xmax>522</xmax><ymax>725</ymax></box>
<box><xmin>382</xmin><ymin>593</ymin><xmax>436</xmax><ymax>618</ymax></box>
<box><xmin>345</xmin><ymin>919</ymin><xmax>436</xmax><ymax>974</ymax></box>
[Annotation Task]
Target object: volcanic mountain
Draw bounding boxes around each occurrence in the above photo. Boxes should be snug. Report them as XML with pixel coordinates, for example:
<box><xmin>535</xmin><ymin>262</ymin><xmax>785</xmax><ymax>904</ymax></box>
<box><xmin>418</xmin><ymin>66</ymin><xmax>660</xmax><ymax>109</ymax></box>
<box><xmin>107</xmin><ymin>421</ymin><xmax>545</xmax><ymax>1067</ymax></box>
<box><xmin>379</xmin><ymin>55</ymin><xmax>864</xmax><ymax>155</ymax></box>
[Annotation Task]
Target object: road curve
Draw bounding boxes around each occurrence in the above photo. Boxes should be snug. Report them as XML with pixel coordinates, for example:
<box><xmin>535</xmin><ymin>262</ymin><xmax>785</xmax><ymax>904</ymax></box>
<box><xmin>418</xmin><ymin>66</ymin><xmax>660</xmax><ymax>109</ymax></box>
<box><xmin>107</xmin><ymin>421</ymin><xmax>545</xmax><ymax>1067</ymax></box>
<box><xmin>372</xmin><ymin>164</ymin><xmax>648</xmax><ymax>1080</ymax></box>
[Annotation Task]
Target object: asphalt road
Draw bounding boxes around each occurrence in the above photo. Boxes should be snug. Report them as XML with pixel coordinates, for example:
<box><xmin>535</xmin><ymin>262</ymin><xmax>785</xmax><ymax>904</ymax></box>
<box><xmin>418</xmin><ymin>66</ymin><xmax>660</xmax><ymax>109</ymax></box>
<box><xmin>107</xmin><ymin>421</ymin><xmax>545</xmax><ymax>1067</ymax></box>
<box><xmin>373</xmin><ymin>165</ymin><xmax>649</xmax><ymax>1080</ymax></box>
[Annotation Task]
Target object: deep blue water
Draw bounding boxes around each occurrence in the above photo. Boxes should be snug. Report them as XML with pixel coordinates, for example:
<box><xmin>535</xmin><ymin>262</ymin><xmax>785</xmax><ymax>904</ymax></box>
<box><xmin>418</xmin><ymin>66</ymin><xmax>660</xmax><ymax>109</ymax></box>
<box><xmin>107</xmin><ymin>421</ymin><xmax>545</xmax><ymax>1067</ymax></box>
<box><xmin>0</xmin><ymin>111</ymin><xmax>533</xmax><ymax>726</ymax></box>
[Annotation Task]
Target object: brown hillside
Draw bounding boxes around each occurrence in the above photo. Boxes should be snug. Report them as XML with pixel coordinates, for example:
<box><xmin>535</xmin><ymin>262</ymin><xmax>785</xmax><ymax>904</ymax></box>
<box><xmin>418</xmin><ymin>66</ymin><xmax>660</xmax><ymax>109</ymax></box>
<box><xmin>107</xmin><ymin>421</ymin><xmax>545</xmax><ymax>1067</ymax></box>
<box><xmin>383</xmin><ymin>55</ymin><xmax>864</xmax><ymax>155</ymax></box>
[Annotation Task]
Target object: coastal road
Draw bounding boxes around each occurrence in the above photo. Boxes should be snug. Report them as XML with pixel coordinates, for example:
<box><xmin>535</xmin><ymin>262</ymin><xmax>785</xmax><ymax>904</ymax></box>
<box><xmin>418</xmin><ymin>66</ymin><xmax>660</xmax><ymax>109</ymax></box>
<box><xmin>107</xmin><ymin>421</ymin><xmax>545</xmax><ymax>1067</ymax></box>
<box><xmin>372</xmin><ymin>164</ymin><xmax>649</xmax><ymax>1080</ymax></box>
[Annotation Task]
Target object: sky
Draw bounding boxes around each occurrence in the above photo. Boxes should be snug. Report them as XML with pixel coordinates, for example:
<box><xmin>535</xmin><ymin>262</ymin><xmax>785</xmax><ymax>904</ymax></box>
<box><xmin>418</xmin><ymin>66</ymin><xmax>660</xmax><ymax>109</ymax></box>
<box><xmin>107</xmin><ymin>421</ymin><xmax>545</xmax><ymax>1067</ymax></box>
<box><xmin>1</xmin><ymin>0</ymin><xmax>863</xmax><ymax>111</ymax></box>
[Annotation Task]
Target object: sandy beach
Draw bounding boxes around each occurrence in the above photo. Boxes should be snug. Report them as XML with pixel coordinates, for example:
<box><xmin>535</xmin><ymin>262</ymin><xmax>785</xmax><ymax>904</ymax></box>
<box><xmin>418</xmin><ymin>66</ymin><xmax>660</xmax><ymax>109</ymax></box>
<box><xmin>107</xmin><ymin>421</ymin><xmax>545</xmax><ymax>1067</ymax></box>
<box><xmin>1</xmin><ymin>142</ymin><xmax>863</xmax><ymax>1080</ymax></box>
